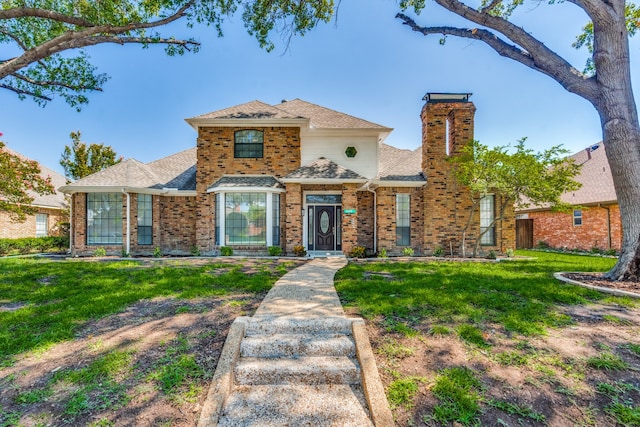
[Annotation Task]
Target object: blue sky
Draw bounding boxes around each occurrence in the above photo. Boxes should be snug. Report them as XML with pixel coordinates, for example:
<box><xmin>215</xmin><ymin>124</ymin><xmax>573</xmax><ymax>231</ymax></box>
<box><xmin>2</xmin><ymin>0</ymin><xmax>638</xmax><ymax>176</ymax></box>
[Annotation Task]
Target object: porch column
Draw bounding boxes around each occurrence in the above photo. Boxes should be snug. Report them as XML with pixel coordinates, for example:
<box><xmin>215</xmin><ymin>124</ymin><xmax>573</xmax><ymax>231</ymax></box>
<box><xmin>341</xmin><ymin>183</ymin><xmax>359</xmax><ymax>255</ymax></box>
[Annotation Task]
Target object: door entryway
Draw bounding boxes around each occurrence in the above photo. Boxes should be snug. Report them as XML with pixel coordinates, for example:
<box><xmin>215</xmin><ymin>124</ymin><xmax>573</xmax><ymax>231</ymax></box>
<box><xmin>305</xmin><ymin>194</ymin><xmax>342</xmax><ymax>252</ymax></box>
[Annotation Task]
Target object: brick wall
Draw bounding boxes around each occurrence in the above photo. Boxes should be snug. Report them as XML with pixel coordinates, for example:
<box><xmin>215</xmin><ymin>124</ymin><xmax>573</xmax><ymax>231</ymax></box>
<box><xmin>357</xmin><ymin>191</ymin><xmax>375</xmax><ymax>252</ymax></box>
<box><xmin>195</xmin><ymin>126</ymin><xmax>301</xmax><ymax>253</ymax></box>
<box><xmin>528</xmin><ymin>204</ymin><xmax>622</xmax><ymax>251</ymax></box>
<box><xmin>285</xmin><ymin>183</ymin><xmax>302</xmax><ymax>253</ymax></box>
<box><xmin>341</xmin><ymin>183</ymin><xmax>359</xmax><ymax>255</ymax></box>
<box><xmin>0</xmin><ymin>207</ymin><xmax>66</xmax><ymax>239</ymax></box>
<box><xmin>376</xmin><ymin>187</ymin><xmax>425</xmax><ymax>255</ymax></box>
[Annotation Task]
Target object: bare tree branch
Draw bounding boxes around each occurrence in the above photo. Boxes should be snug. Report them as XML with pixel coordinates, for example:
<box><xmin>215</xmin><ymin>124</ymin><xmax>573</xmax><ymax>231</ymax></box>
<box><xmin>479</xmin><ymin>0</ymin><xmax>502</xmax><ymax>14</ymax></box>
<box><xmin>397</xmin><ymin>4</ymin><xmax>599</xmax><ymax>102</ymax></box>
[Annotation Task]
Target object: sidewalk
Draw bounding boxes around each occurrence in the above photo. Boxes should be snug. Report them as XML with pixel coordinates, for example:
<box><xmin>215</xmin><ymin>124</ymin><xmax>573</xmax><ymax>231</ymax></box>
<box><xmin>198</xmin><ymin>257</ymin><xmax>393</xmax><ymax>426</ymax></box>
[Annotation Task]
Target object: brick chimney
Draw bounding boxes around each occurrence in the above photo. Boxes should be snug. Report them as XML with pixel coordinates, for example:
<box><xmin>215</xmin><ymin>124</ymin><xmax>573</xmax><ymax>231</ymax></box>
<box><xmin>420</xmin><ymin>93</ymin><xmax>476</xmax><ymax>254</ymax></box>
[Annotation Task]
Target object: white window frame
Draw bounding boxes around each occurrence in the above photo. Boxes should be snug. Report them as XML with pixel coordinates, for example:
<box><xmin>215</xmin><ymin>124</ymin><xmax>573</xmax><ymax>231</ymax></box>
<box><xmin>35</xmin><ymin>213</ymin><xmax>48</xmax><ymax>237</ymax></box>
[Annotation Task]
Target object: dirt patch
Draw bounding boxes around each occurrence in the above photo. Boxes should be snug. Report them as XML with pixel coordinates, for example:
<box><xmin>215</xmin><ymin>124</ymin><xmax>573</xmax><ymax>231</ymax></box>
<box><xmin>563</xmin><ymin>272</ymin><xmax>640</xmax><ymax>295</ymax></box>
<box><xmin>0</xmin><ymin>257</ymin><xmax>305</xmax><ymax>427</ymax></box>
<box><xmin>354</xmin><ymin>300</ymin><xmax>640</xmax><ymax>427</ymax></box>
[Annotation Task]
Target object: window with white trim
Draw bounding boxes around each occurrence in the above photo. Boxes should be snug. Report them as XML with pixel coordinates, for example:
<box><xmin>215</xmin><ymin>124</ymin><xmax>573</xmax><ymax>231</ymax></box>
<box><xmin>87</xmin><ymin>193</ymin><xmax>122</xmax><ymax>245</ymax></box>
<box><xmin>480</xmin><ymin>195</ymin><xmax>496</xmax><ymax>246</ymax></box>
<box><xmin>35</xmin><ymin>213</ymin><xmax>48</xmax><ymax>237</ymax></box>
<box><xmin>137</xmin><ymin>194</ymin><xmax>152</xmax><ymax>245</ymax></box>
<box><xmin>573</xmin><ymin>209</ymin><xmax>582</xmax><ymax>226</ymax></box>
<box><xmin>396</xmin><ymin>194</ymin><xmax>410</xmax><ymax>246</ymax></box>
<box><xmin>225</xmin><ymin>193</ymin><xmax>267</xmax><ymax>245</ymax></box>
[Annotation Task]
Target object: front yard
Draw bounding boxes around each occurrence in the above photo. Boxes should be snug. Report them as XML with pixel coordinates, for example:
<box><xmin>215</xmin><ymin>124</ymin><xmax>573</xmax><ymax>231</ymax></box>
<box><xmin>336</xmin><ymin>251</ymin><xmax>640</xmax><ymax>426</ymax></box>
<box><xmin>0</xmin><ymin>251</ymin><xmax>639</xmax><ymax>426</ymax></box>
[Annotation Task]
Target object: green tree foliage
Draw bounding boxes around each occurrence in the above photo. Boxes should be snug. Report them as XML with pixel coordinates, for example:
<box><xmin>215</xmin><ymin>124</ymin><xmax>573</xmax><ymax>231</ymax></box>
<box><xmin>59</xmin><ymin>131</ymin><xmax>122</xmax><ymax>181</ymax></box>
<box><xmin>0</xmin><ymin>0</ymin><xmax>334</xmax><ymax>109</ymax></box>
<box><xmin>450</xmin><ymin>139</ymin><xmax>581</xmax><ymax>257</ymax></box>
<box><xmin>0</xmin><ymin>140</ymin><xmax>55</xmax><ymax>222</ymax></box>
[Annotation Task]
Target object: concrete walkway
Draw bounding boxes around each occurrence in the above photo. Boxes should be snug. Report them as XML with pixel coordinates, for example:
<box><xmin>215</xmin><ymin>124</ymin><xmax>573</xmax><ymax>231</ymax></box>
<box><xmin>198</xmin><ymin>257</ymin><xmax>393</xmax><ymax>427</ymax></box>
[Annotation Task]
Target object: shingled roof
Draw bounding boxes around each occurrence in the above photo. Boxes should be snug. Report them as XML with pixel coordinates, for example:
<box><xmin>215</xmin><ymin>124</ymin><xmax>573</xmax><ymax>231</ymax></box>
<box><xmin>283</xmin><ymin>158</ymin><xmax>367</xmax><ymax>182</ymax></box>
<box><xmin>377</xmin><ymin>144</ymin><xmax>425</xmax><ymax>183</ymax></box>
<box><xmin>517</xmin><ymin>142</ymin><xmax>617</xmax><ymax>212</ymax></box>
<box><xmin>60</xmin><ymin>147</ymin><xmax>197</xmax><ymax>193</ymax></box>
<box><xmin>189</xmin><ymin>100</ymin><xmax>303</xmax><ymax>121</ymax></box>
<box><xmin>4</xmin><ymin>146</ymin><xmax>67</xmax><ymax>209</ymax></box>
<box><xmin>207</xmin><ymin>175</ymin><xmax>284</xmax><ymax>192</ymax></box>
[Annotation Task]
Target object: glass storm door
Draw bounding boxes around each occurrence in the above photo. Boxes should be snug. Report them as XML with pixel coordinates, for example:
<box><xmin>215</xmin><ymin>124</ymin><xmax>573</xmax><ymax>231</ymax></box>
<box><xmin>315</xmin><ymin>206</ymin><xmax>335</xmax><ymax>251</ymax></box>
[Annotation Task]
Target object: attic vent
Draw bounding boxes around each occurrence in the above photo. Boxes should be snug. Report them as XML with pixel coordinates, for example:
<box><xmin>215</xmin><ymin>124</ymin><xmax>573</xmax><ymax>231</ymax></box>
<box><xmin>590</xmin><ymin>144</ymin><xmax>600</xmax><ymax>152</ymax></box>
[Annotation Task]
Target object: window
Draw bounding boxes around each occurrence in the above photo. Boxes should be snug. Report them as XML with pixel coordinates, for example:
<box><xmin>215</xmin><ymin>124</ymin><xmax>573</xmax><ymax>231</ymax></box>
<box><xmin>87</xmin><ymin>193</ymin><xmax>122</xmax><ymax>245</ymax></box>
<box><xmin>234</xmin><ymin>130</ymin><xmax>264</xmax><ymax>158</ymax></box>
<box><xmin>35</xmin><ymin>213</ymin><xmax>48</xmax><ymax>237</ymax></box>
<box><xmin>396</xmin><ymin>194</ymin><xmax>410</xmax><ymax>246</ymax></box>
<box><xmin>225</xmin><ymin>193</ymin><xmax>266</xmax><ymax>245</ymax></box>
<box><xmin>480</xmin><ymin>195</ymin><xmax>495</xmax><ymax>245</ymax></box>
<box><xmin>137</xmin><ymin>194</ymin><xmax>152</xmax><ymax>245</ymax></box>
<box><xmin>573</xmin><ymin>209</ymin><xmax>583</xmax><ymax>226</ymax></box>
<box><xmin>215</xmin><ymin>193</ymin><xmax>221</xmax><ymax>245</ymax></box>
<box><xmin>272</xmin><ymin>194</ymin><xmax>280</xmax><ymax>246</ymax></box>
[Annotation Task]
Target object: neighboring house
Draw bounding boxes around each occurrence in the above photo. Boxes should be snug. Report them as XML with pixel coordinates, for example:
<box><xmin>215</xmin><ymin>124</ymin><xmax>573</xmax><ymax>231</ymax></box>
<box><xmin>515</xmin><ymin>142</ymin><xmax>621</xmax><ymax>251</ymax></box>
<box><xmin>0</xmin><ymin>148</ymin><xmax>68</xmax><ymax>239</ymax></box>
<box><xmin>60</xmin><ymin>94</ymin><xmax>515</xmax><ymax>257</ymax></box>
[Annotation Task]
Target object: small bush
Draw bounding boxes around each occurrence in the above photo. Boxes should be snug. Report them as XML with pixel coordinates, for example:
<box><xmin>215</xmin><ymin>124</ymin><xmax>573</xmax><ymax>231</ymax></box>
<box><xmin>0</xmin><ymin>236</ymin><xmax>68</xmax><ymax>256</ymax></box>
<box><xmin>121</xmin><ymin>248</ymin><xmax>129</xmax><ymax>258</ymax></box>
<box><xmin>486</xmin><ymin>250</ymin><xmax>497</xmax><ymax>260</ymax></box>
<box><xmin>604</xmin><ymin>248</ymin><xmax>618</xmax><ymax>256</ymax></box>
<box><xmin>349</xmin><ymin>246</ymin><xmax>367</xmax><ymax>258</ymax></box>
<box><xmin>536</xmin><ymin>240</ymin><xmax>550</xmax><ymax>249</ymax></box>
<box><xmin>505</xmin><ymin>248</ymin><xmax>514</xmax><ymax>257</ymax></box>
<box><xmin>93</xmin><ymin>247</ymin><xmax>107</xmax><ymax>257</ymax></box>
<box><xmin>402</xmin><ymin>247</ymin><xmax>414</xmax><ymax>257</ymax></box>
<box><xmin>433</xmin><ymin>246</ymin><xmax>444</xmax><ymax>257</ymax></box>
<box><xmin>377</xmin><ymin>248</ymin><xmax>387</xmax><ymax>258</ymax></box>
<box><xmin>220</xmin><ymin>246</ymin><xmax>233</xmax><ymax>256</ymax></box>
<box><xmin>292</xmin><ymin>245</ymin><xmax>306</xmax><ymax>257</ymax></box>
<box><xmin>153</xmin><ymin>247</ymin><xmax>162</xmax><ymax>258</ymax></box>
<box><xmin>268</xmin><ymin>246</ymin><xmax>283</xmax><ymax>256</ymax></box>
<box><xmin>190</xmin><ymin>245</ymin><xmax>201</xmax><ymax>256</ymax></box>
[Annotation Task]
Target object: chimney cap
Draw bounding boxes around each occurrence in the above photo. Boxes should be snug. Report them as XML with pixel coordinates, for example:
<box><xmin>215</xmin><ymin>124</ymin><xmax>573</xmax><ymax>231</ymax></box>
<box><xmin>423</xmin><ymin>93</ymin><xmax>472</xmax><ymax>102</ymax></box>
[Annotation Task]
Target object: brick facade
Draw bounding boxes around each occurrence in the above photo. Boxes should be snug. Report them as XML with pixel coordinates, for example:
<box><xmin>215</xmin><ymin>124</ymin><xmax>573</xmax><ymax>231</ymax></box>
<box><xmin>0</xmin><ymin>207</ymin><xmax>66</xmax><ymax>239</ymax></box>
<box><xmin>196</xmin><ymin>126</ymin><xmax>301</xmax><ymax>253</ymax></box>
<box><xmin>527</xmin><ymin>204</ymin><xmax>622</xmax><ymax>251</ymax></box>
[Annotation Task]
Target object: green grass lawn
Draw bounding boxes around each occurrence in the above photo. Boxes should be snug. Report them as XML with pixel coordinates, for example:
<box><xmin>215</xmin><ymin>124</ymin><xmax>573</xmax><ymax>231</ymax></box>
<box><xmin>0</xmin><ymin>258</ymin><xmax>287</xmax><ymax>366</ymax></box>
<box><xmin>335</xmin><ymin>250</ymin><xmax>622</xmax><ymax>337</ymax></box>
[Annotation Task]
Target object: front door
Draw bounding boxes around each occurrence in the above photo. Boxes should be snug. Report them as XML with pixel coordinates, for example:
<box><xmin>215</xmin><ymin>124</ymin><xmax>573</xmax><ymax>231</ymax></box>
<box><xmin>315</xmin><ymin>205</ymin><xmax>335</xmax><ymax>251</ymax></box>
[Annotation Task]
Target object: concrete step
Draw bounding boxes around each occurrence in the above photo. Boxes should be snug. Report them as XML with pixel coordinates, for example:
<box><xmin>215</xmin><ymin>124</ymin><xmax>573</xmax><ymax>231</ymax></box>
<box><xmin>217</xmin><ymin>384</ymin><xmax>374</xmax><ymax>427</ymax></box>
<box><xmin>240</xmin><ymin>333</ymin><xmax>356</xmax><ymax>358</ymax></box>
<box><xmin>245</xmin><ymin>317</ymin><xmax>353</xmax><ymax>336</ymax></box>
<box><xmin>234</xmin><ymin>356</ymin><xmax>361</xmax><ymax>385</ymax></box>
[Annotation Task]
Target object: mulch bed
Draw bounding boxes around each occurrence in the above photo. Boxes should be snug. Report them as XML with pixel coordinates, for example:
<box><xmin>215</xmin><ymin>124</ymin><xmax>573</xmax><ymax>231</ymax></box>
<box><xmin>562</xmin><ymin>272</ymin><xmax>640</xmax><ymax>295</ymax></box>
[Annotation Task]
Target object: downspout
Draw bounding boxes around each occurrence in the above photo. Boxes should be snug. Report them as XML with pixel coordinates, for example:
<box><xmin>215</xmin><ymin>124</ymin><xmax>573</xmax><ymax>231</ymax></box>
<box><xmin>600</xmin><ymin>204</ymin><xmax>612</xmax><ymax>249</ymax></box>
<box><xmin>122</xmin><ymin>189</ymin><xmax>130</xmax><ymax>256</ymax></box>
<box><xmin>365</xmin><ymin>182</ymin><xmax>377</xmax><ymax>254</ymax></box>
<box><xmin>69</xmin><ymin>195</ymin><xmax>73</xmax><ymax>254</ymax></box>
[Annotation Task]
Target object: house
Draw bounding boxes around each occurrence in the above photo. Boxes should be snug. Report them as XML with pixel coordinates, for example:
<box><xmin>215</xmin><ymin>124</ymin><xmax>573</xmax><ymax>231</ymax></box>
<box><xmin>515</xmin><ymin>142</ymin><xmax>621</xmax><ymax>252</ymax></box>
<box><xmin>60</xmin><ymin>94</ymin><xmax>515</xmax><ymax>257</ymax></box>
<box><xmin>0</xmin><ymin>147</ymin><xmax>67</xmax><ymax>239</ymax></box>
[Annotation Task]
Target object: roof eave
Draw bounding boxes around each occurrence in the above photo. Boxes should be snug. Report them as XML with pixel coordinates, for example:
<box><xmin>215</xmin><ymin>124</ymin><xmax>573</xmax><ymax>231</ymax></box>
<box><xmin>59</xmin><ymin>185</ymin><xmax>196</xmax><ymax>197</ymax></box>
<box><xmin>207</xmin><ymin>186</ymin><xmax>286</xmax><ymax>193</ymax></box>
<box><xmin>280</xmin><ymin>178</ymin><xmax>368</xmax><ymax>184</ymax></box>
<box><xmin>184</xmin><ymin>117</ymin><xmax>309</xmax><ymax>130</ymax></box>
<box><xmin>372</xmin><ymin>180</ymin><xmax>426</xmax><ymax>188</ymax></box>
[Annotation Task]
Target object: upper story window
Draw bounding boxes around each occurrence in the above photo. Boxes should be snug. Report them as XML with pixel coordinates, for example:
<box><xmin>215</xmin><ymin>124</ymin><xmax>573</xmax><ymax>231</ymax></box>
<box><xmin>573</xmin><ymin>209</ymin><xmax>582</xmax><ymax>226</ymax></box>
<box><xmin>234</xmin><ymin>130</ymin><xmax>264</xmax><ymax>158</ymax></box>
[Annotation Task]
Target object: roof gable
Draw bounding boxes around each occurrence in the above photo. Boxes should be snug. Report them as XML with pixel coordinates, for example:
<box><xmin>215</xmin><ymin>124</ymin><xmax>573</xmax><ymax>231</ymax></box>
<box><xmin>188</xmin><ymin>100</ymin><xmax>302</xmax><ymax>121</ymax></box>
<box><xmin>277</xmin><ymin>99</ymin><xmax>388</xmax><ymax>129</ymax></box>
<box><xmin>283</xmin><ymin>157</ymin><xmax>366</xmax><ymax>181</ymax></box>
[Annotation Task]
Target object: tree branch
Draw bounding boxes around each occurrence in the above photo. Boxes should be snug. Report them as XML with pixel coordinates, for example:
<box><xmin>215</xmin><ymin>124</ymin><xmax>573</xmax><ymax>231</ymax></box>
<box><xmin>0</xmin><ymin>28</ymin><xmax>28</xmax><ymax>51</ymax></box>
<box><xmin>0</xmin><ymin>83</ymin><xmax>52</xmax><ymax>100</ymax></box>
<box><xmin>0</xmin><ymin>7</ymin><xmax>96</xmax><ymax>27</ymax></box>
<box><xmin>0</xmin><ymin>1</ymin><xmax>195</xmax><ymax>80</ymax></box>
<box><xmin>397</xmin><ymin>0</ymin><xmax>600</xmax><ymax>103</ymax></box>
<box><xmin>11</xmin><ymin>72</ymin><xmax>103</xmax><ymax>92</ymax></box>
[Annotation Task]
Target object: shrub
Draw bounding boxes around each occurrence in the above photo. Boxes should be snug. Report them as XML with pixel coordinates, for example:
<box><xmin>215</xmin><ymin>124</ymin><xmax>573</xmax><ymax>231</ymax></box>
<box><xmin>292</xmin><ymin>245</ymin><xmax>306</xmax><ymax>257</ymax></box>
<box><xmin>268</xmin><ymin>246</ymin><xmax>283</xmax><ymax>256</ymax></box>
<box><xmin>190</xmin><ymin>245</ymin><xmax>201</xmax><ymax>256</ymax></box>
<box><xmin>604</xmin><ymin>248</ymin><xmax>618</xmax><ymax>256</ymax></box>
<box><xmin>486</xmin><ymin>250</ymin><xmax>497</xmax><ymax>260</ymax></box>
<box><xmin>505</xmin><ymin>248</ymin><xmax>515</xmax><ymax>257</ymax></box>
<box><xmin>377</xmin><ymin>248</ymin><xmax>387</xmax><ymax>258</ymax></box>
<box><xmin>433</xmin><ymin>246</ymin><xmax>444</xmax><ymax>257</ymax></box>
<box><xmin>121</xmin><ymin>248</ymin><xmax>130</xmax><ymax>258</ymax></box>
<box><xmin>349</xmin><ymin>246</ymin><xmax>367</xmax><ymax>258</ymax></box>
<box><xmin>153</xmin><ymin>247</ymin><xmax>162</xmax><ymax>258</ymax></box>
<box><xmin>220</xmin><ymin>246</ymin><xmax>233</xmax><ymax>256</ymax></box>
<box><xmin>402</xmin><ymin>247</ymin><xmax>414</xmax><ymax>257</ymax></box>
<box><xmin>93</xmin><ymin>247</ymin><xmax>107</xmax><ymax>257</ymax></box>
<box><xmin>536</xmin><ymin>240</ymin><xmax>550</xmax><ymax>249</ymax></box>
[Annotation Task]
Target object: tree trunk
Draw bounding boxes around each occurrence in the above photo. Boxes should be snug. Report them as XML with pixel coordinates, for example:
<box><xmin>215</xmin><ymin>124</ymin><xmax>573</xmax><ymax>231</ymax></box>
<box><xmin>589</xmin><ymin>1</ymin><xmax>640</xmax><ymax>280</ymax></box>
